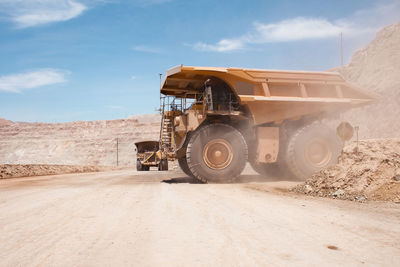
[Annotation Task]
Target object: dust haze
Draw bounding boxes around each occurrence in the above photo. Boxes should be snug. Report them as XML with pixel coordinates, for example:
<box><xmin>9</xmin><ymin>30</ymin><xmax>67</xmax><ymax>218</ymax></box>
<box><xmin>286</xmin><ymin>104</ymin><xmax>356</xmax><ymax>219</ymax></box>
<box><xmin>333</xmin><ymin>23</ymin><xmax>400</xmax><ymax>139</ymax></box>
<box><xmin>294</xmin><ymin>23</ymin><xmax>400</xmax><ymax>202</ymax></box>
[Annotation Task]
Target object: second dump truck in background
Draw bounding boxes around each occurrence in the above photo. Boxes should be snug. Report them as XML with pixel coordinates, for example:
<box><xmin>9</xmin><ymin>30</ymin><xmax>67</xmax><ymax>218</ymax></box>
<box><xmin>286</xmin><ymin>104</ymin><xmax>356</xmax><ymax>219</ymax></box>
<box><xmin>158</xmin><ymin>65</ymin><xmax>375</xmax><ymax>183</ymax></box>
<box><xmin>135</xmin><ymin>140</ymin><xmax>168</xmax><ymax>171</ymax></box>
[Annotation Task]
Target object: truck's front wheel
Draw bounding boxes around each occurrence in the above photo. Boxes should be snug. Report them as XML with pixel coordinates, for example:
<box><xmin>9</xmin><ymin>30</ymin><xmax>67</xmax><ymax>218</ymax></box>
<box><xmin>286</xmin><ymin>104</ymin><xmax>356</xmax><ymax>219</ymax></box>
<box><xmin>186</xmin><ymin>123</ymin><xmax>248</xmax><ymax>183</ymax></box>
<box><xmin>178</xmin><ymin>157</ymin><xmax>194</xmax><ymax>177</ymax></box>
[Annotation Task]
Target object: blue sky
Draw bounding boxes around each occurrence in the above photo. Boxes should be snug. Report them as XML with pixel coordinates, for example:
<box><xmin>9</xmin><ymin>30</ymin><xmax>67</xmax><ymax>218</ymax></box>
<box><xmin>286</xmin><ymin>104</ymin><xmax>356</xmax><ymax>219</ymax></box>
<box><xmin>0</xmin><ymin>0</ymin><xmax>399</xmax><ymax>122</ymax></box>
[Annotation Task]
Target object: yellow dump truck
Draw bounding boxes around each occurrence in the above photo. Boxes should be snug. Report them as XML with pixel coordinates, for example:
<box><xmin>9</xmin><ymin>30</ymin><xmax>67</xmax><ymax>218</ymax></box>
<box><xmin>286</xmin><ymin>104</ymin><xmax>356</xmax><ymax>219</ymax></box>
<box><xmin>135</xmin><ymin>140</ymin><xmax>168</xmax><ymax>171</ymax></box>
<box><xmin>158</xmin><ymin>65</ymin><xmax>375</xmax><ymax>182</ymax></box>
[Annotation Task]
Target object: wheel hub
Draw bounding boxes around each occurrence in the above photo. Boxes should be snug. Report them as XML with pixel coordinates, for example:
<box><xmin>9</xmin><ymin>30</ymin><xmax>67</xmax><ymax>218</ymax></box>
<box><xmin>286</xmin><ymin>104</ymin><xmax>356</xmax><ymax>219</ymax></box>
<box><xmin>304</xmin><ymin>138</ymin><xmax>332</xmax><ymax>168</ymax></box>
<box><xmin>203</xmin><ymin>139</ymin><xmax>233</xmax><ymax>170</ymax></box>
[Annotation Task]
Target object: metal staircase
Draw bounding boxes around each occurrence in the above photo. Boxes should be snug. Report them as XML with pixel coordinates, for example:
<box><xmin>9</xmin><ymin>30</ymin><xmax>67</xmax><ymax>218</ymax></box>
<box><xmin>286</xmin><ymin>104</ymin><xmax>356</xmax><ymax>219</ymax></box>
<box><xmin>160</xmin><ymin>116</ymin><xmax>172</xmax><ymax>148</ymax></box>
<box><xmin>159</xmin><ymin>97</ymin><xmax>174</xmax><ymax>151</ymax></box>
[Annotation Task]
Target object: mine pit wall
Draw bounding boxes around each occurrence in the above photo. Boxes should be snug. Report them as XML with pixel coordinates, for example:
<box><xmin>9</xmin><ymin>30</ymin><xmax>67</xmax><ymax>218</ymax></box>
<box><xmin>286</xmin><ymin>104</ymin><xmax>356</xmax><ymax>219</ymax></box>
<box><xmin>0</xmin><ymin>115</ymin><xmax>161</xmax><ymax>166</ymax></box>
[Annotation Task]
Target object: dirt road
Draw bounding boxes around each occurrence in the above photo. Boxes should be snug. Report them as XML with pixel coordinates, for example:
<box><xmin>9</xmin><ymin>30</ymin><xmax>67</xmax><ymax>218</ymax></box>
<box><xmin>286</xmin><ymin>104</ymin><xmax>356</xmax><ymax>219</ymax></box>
<box><xmin>1</xmin><ymin>169</ymin><xmax>400</xmax><ymax>266</ymax></box>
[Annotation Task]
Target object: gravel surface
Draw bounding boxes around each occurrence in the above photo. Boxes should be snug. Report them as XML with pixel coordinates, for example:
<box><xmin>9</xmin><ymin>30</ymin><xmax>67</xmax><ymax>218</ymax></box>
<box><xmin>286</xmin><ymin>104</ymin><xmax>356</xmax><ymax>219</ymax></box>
<box><xmin>1</xmin><ymin>169</ymin><xmax>399</xmax><ymax>266</ymax></box>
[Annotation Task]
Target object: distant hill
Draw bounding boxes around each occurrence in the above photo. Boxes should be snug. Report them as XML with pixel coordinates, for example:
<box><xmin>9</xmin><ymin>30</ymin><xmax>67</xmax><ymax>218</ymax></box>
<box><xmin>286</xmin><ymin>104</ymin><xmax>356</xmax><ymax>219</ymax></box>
<box><xmin>0</xmin><ymin>114</ymin><xmax>160</xmax><ymax>166</ymax></box>
<box><xmin>0</xmin><ymin>118</ymin><xmax>13</xmax><ymax>126</ymax></box>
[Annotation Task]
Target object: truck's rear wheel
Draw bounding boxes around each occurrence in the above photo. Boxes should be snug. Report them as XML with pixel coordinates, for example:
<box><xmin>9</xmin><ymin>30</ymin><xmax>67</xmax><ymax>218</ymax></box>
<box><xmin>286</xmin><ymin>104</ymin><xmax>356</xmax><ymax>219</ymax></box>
<box><xmin>284</xmin><ymin>123</ymin><xmax>341</xmax><ymax>180</ymax></box>
<box><xmin>186</xmin><ymin>123</ymin><xmax>248</xmax><ymax>183</ymax></box>
<box><xmin>178</xmin><ymin>157</ymin><xmax>194</xmax><ymax>177</ymax></box>
<box><xmin>136</xmin><ymin>159</ymin><xmax>143</xmax><ymax>171</ymax></box>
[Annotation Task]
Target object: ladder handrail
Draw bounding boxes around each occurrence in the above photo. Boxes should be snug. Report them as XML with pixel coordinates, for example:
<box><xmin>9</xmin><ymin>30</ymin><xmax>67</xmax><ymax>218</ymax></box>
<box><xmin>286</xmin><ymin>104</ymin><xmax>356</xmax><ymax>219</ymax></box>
<box><xmin>159</xmin><ymin>96</ymin><xmax>165</xmax><ymax>146</ymax></box>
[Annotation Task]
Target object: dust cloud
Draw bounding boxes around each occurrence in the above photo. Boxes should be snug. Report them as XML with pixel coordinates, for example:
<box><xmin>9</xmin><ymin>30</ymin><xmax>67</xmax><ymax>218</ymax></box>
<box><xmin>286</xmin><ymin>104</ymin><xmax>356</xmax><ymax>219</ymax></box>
<box><xmin>294</xmin><ymin>22</ymin><xmax>400</xmax><ymax>201</ymax></box>
<box><xmin>333</xmin><ymin>22</ymin><xmax>400</xmax><ymax>139</ymax></box>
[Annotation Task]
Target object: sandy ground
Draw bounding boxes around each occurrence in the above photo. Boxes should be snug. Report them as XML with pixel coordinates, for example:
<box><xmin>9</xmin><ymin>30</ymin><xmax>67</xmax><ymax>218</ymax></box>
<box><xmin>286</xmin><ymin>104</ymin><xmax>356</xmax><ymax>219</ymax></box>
<box><xmin>1</xmin><ymin>169</ymin><xmax>400</xmax><ymax>266</ymax></box>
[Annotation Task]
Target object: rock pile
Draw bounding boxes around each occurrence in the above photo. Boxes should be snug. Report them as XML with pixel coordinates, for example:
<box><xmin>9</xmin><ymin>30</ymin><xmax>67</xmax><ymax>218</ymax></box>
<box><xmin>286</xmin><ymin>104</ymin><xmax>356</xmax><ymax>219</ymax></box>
<box><xmin>0</xmin><ymin>164</ymin><xmax>115</xmax><ymax>179</ymax></box>
<box><xmin>292</xmin><ymin>139</ymin><xmax>400</xmax><ymax>202</ymax></box>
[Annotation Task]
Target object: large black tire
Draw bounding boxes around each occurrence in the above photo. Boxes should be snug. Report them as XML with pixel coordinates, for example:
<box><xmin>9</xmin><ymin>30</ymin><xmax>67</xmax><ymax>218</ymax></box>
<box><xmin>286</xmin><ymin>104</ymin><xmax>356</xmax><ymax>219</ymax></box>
<box><xmin>186</xmin><ymin>123</ymin><xmax>248</xmax><ymax>183</ymax></box>
<box><xmin>136</xmin><ymin>159</ymin><xmax>143</xmax><ymax>171</ymax></box>
<box><xmin>178</xmin><ymin>157</ymin><xmax>194</xmax><ymax>177</ymax></box>
<box><xmin>158</xmin><ymin>159</ymin><xmax>168</xmax><ymax>171</ymax></box>
<box><xmin>284</xmin><ymin>123</ymin><xmax>341</xmax><ymax>180</ymax></box>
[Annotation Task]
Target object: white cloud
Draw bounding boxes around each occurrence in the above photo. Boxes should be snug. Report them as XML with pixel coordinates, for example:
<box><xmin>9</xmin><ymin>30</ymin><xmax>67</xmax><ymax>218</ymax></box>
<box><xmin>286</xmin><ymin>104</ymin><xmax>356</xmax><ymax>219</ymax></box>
<box><xmin>131</xmin><ymin>75</ymin><xmax>137</xmax><ymax>80</ymax></box>
<box><xmin>193</xmin><ymin>1</ymin><xmax>400</xmax><ymax>52</ymax></box>
<box><xmin>252</xmin><ymin>18</ymin><xmax>346</xmax><ymax>42</ymax></box>
<box><xmin>0</xmin><ymin>69</ymin><xmax>68</xmax><ymax>93</ymax></box>
<box><xmin>132</xmin><ymin>45</ymin><xmax>162</xmax><ymax>53</ymax></box>
<box><xmin>193</xmin><ymin>17</ymin><xmax>352</xmax><ymax>52</ymax></box>
<box><xmin>193</xmin><ymin>39</ymin><xmax>245</xmax><ymax>52</ymax></box>
<box><xmin>193</xmin><ymin>17</ymin><xmax>349</xmax><ymax>52</ymax></box>
<box><xmin>0</xmin><ymin>0</ymin><xmax>87</xmax><ymax>28</ymax></box>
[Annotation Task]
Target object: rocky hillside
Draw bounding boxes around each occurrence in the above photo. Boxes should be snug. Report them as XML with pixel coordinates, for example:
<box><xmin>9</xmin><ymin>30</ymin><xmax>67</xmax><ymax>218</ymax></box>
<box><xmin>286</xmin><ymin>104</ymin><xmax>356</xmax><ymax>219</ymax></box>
<box><xmin>335</xmin><ymin>22</ymin><xmax>400</xmax><ymax>139</ymax></box>
<box><xmin>0</xmin><ymin>114</ymin><xmax>160</xmax><ymax>166</ymax></box>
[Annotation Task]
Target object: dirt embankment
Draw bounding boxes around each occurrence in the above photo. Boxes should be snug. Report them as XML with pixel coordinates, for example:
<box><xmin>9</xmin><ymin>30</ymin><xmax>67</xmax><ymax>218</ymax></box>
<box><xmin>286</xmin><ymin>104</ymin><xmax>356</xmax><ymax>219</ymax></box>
<box><xmin>0</xmin><ymin>164</ymin><xmax>118</xmax><ymax>179</ymax></box>
<box><xmin>292</xmin><ymin>139</ymin><xmax>400</xmax><ymax>202</ymax></box>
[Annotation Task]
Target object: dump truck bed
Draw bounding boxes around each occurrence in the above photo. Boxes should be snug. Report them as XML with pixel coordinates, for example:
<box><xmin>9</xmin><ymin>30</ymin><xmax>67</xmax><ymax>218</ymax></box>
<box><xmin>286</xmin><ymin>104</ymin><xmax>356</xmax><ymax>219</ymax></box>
<box><xmin>161</xmin><ymin>65</ymin><xmax>375</xmax><ymax>125</ymax></box>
